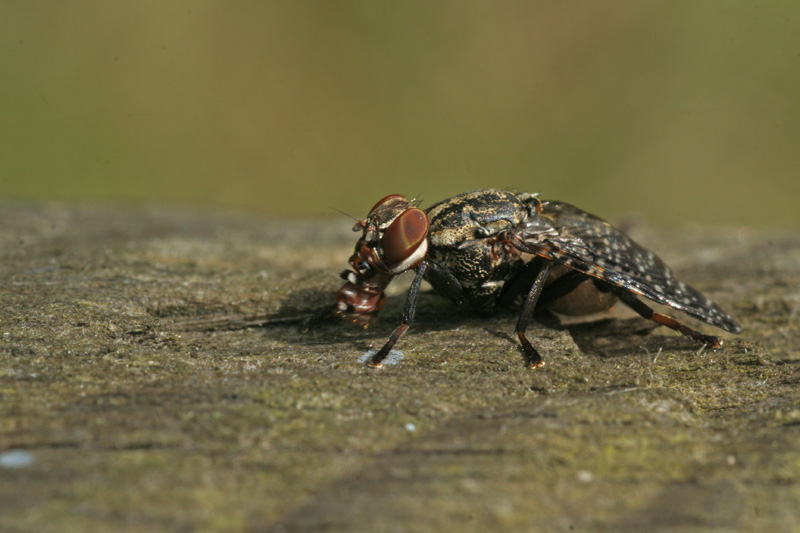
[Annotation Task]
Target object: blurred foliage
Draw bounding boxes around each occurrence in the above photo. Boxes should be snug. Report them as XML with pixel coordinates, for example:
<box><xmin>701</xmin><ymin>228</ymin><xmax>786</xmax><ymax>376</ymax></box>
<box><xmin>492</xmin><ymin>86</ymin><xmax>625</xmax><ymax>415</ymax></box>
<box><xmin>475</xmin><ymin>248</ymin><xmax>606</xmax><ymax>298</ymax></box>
<box><xmin>1</xmin><ymin>1</ymin><xmax>798</xmax><ymax>226</ymax></box>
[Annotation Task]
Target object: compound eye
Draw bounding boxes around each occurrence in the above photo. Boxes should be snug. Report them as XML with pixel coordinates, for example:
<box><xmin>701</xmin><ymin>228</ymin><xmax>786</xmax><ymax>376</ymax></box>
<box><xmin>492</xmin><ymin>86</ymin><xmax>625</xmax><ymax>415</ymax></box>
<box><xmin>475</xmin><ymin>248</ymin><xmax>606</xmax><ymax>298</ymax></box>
<box><xmin>369</xmin><ymin>194</ymin><xmax>406</xmax><ymax>216</ymax></box>
<box><xmin>380</xmin><ymin>208</ymin><xmax>429</xmax><ymax>267</ymax></box>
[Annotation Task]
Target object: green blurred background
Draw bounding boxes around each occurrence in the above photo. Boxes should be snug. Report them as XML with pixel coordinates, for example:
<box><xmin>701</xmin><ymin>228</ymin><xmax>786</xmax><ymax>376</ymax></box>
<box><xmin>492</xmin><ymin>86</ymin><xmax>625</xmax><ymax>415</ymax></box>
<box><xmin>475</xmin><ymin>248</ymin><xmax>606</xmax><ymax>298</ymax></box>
<box><xmin>1</xmin><ymin>1</ymin><xmax>798</xmax><ymax>226</ymax></box>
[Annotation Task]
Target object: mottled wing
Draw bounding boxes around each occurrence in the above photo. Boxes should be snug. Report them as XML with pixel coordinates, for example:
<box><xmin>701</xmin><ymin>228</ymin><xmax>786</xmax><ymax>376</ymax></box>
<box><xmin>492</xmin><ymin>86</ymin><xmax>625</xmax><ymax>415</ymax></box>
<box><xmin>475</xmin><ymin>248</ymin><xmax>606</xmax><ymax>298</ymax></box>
<box><xmin>515</xmin><ymin>201</ymin><xmax>741</xmax><ymax>334</ymax></box>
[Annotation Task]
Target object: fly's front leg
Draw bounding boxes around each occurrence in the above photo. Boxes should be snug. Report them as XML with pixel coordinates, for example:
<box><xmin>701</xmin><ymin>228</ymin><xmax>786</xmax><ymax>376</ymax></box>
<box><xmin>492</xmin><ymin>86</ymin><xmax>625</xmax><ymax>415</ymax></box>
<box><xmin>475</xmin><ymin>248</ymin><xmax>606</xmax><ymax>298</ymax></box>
<box><xmin>367</xmin><ymin>260</ymin><xmax>430</xmax><ymax>368</ymax></box>
<box><xmin>515</xmin><ymin>258</ymin><xmax>552</xmax><ymax>368</ymax></box>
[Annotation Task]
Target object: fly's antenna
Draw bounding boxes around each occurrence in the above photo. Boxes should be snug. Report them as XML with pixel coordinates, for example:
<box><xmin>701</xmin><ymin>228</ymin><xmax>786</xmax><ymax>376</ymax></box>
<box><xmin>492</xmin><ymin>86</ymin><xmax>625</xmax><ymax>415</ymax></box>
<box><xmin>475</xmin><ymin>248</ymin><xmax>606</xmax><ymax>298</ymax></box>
<box><xmin>331</xmin><ymin>207</ymin><xmax>358</xmax><ymax>222</ymax></box>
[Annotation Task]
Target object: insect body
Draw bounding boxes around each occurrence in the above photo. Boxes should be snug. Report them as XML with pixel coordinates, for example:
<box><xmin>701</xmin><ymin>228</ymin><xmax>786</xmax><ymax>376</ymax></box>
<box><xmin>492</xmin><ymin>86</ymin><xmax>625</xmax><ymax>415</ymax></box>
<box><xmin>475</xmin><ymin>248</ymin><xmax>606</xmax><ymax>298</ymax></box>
<box><xmin>331</xmin><ymin>189</ymin><xmax>742</xmax><ymax>368</ymax></box>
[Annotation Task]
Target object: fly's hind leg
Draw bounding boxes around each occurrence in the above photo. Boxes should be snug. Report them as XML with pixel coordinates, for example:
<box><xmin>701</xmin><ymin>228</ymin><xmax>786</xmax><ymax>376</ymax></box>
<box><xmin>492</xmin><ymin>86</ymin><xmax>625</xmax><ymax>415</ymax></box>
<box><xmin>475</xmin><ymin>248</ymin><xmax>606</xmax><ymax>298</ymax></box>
<box><xmin>608</xmin><ymin>285</ymin><xmax>723</xmax><ymax>348</ymax></box>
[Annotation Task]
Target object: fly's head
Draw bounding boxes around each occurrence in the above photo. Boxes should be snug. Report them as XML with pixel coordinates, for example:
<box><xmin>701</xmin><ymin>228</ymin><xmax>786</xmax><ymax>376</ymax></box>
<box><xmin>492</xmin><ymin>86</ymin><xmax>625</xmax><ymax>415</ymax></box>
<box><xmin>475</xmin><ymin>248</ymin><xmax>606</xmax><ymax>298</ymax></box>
<box><xmin>334</xmin><ymin>194</ymin><xmax>430</xmax><ymax>327</ymax></box>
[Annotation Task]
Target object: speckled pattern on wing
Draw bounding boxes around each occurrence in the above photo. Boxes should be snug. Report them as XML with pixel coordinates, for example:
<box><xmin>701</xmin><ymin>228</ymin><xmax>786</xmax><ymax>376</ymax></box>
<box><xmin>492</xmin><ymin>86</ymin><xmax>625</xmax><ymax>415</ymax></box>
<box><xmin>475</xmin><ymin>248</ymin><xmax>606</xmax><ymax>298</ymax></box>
<box><xmin>516</xmin><ymin>201</ymin><xmax>742</xmax><ymax>334</ymax></box>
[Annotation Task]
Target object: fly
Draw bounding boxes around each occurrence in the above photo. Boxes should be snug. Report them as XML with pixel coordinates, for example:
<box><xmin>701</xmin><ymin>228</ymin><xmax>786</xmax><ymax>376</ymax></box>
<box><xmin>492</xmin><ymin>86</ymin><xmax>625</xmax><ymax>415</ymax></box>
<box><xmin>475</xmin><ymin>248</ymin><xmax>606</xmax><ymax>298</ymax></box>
<box><xmin>323</xmin><ymin>189</ymin><xmax>742</xmax><ymax>368</ymax></box>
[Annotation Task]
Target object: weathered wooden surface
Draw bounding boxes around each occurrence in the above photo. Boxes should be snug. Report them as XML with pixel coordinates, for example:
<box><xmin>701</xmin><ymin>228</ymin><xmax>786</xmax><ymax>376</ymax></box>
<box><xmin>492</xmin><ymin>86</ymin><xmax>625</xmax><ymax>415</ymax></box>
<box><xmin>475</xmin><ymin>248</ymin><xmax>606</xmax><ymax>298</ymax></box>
<box><xmin>1</xmin><ymin>203</ymin><xmax>799</xmax><ymax>531</ymax></box>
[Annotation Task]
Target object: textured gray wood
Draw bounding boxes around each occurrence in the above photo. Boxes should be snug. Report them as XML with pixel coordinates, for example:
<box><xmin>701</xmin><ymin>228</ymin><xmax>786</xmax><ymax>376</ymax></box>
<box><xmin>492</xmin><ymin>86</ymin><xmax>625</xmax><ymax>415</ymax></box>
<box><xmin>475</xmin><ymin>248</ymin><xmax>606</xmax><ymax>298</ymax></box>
<box><xmin>1</xmin><ymin>203</ymin><xmax>798</xmax><ymax>531</ymax></box>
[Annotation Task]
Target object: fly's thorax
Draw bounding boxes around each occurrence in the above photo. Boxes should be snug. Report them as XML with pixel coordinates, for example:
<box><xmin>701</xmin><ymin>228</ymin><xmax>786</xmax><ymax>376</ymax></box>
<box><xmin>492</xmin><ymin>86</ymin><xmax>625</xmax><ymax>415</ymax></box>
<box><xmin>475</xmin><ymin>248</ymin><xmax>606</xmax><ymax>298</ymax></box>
<box><xmin>426</xmin><ymin>189</ymin><xmax>529</xmax><ymax>248</ymax></box>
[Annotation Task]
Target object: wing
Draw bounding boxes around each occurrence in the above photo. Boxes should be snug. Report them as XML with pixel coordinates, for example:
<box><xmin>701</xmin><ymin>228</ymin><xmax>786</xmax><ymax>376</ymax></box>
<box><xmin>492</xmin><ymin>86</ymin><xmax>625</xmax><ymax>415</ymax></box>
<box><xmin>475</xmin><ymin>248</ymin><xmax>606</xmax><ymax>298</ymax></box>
<box><xmin>513</xmin><ymin>201</ymin><xmax>742</xmax><ymax>334</ymax></box>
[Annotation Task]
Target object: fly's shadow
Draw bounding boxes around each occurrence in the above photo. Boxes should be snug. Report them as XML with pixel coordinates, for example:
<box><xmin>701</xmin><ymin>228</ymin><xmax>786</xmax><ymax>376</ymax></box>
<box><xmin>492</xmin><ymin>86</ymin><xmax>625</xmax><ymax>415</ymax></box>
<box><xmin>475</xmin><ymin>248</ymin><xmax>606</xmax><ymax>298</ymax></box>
<box><xmin>174</xmin><ymin>285</ymin><xmax>693</xmax><ymax>360</ymax></box>
<box><xmin>173</xmin><ymin>286</ymin><xmax>474</xmax><ymax>348</ymax></box>
<box><xmin>481</xmin><ymin>307</ymin><xmax>663</xmax><ymax>361</ymax></box>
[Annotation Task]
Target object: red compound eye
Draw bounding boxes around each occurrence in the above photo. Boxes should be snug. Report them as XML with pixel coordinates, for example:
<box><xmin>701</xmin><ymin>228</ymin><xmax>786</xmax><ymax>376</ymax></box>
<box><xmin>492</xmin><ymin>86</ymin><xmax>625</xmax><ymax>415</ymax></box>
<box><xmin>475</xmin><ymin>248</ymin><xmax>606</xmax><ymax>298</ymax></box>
<box><xmin>368</xmin><ymin>194</ymin><xmax>406</xmax><ymax>216</ymax></box>
<box><xmin>380</xmin><ymin>208</ymin><xmax>429</xmax><ymax>267</ymax></box>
